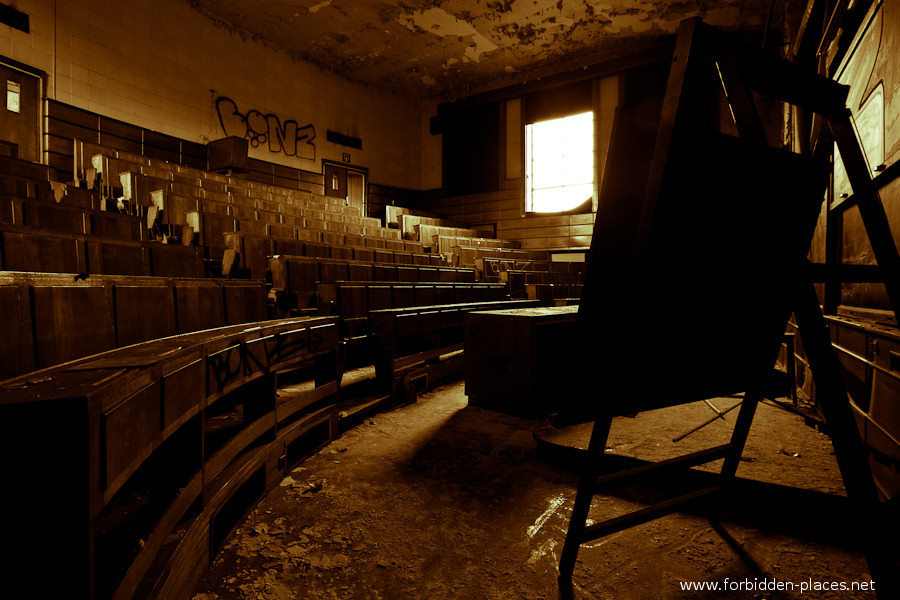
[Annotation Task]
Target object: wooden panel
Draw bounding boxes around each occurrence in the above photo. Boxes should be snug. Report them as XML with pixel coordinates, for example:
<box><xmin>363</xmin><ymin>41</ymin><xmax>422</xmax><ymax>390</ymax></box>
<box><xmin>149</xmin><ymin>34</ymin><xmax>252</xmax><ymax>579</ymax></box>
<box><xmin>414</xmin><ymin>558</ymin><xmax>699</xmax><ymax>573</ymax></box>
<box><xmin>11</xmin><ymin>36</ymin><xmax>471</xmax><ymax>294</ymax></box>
<box><xmin>175</xmin><ymin>285</ymin><xmax>226</xmax><ymax>333</ymax></box>
<box><xmin>348</xmin><ymin>262</ymin><xmax>372</xmax><ymax>281</ymax></box>
<box><xmin>373</xmin><ymin>264</ymin><xmax>396</xmax><ymax>281</ymax></box>
<box><xmin>286</xmin><ymin>258</ymin><xmax>318</xmax><ymax>296</ymax></box>
<box><xmin>99</xmin><ymin>132</ymin><xmax>142</xmax><ymax>155</ymax></box>
<box><xmin>32</xmin><ymin>285</ymin><xmax>116</xmax><ymax>368</ymax></box>
<box><xmin>148</xmin><ymin>244</ymin><xmax>204</xmax><ymax>278</ymax></box>
<box><xmin>412</xmin><ymin>286</ymin><xmax>435</xmax><ymax>306</ymax></box>
<box><xmin>397</xmin><ymin>266</ymin><xmax>417</xmax><ymax>282</ymax></box>
<box><xmin>114</xmin><ymin>285</ymin><xmax>177</xmax><ymax>347</ymax></box>
<box><xmin>102</xmin><ymin>382</ymin><xmax>160</xmax><ymax>490</ymax></box>
<box><xmin>91</xmin><ymin>211</ymin><xmax>144</xmax><ymax>240</ymax></box>
<box><xmin>304</xmin><ymin>241</ymin><xmax>330</xmax><ymax>258</ymax></box>
<box><xmin>162</xmin><ymin>359</ymin><xmax>204</xmax><ymax>429</ymax></box>
<box><xmin>354</xmin><ymin>247</ymin><xmax>375</xmax><ymax>262</ymax></box>
<box><xmin>0</xmin><ymin>228</ymin><xmax>85</xmax><ymax>273</ymax></box>
<box><xmin>22</xmin><ymin>202</ymin><xmax>87</xmax><ymax>234</ymax></box>
<box><xmin>274</xmin><ymin>238</ymin><xmax>304</xmax><ymax>256</ymax></box>
<box><xmin>85</xmin><ymin>239</ymin><xmax>146</xmax><ymax>275</ymax></box>
<box><xmin>224</xmin><ymin>284</ymin><xmax>268</xmax><ymax>325</ymax></box>
<box><xmin>309</xmin><ymin>322</ymin><xmax>338</xmax><ymax>354</ymax></box>
<box><xmin>207</xmin><ymin>343</ymin><xmax>243</xmax><ymax>397</ymax></box>
<box><xmin>47</xmin><ymin>119</ymin><xmax>97</xmax><ymax>144</ymax></box>
<box><xmin>144</xmin><ymin>129</ymin><xmax>181</xmax><ymax>152</ymax></box>
<box><xmin>330</xmin><ymin>245</ymin><xmax>353</xmax><ymax>260</ymax></box>
<box><xmin>319</xmin><ymin>261</ymin><xmax>348</xmax><ymax>283</ymax></box>
<box><xmin>47</xmin><ymin>100</ymin><xmax>98</xmax><ymax>128</ymax></box>
<box><xmin>0</xmin><ymin>284</ymin><xmax>35</xmax><ymax>380</ymax></box>
<box><xmin>392</xmin><ymin>285</ymin><xmax>415</xmax><ymax>308</ymax></box>
<box><xmin>368</xmin><ymin>286</ymin><xmax>392</xmax><ymax>311</ymax></box>
<box><xmin>182</xmin><ymin>140</ymin><xmax>207</xmax><ymax>162</ymax></box>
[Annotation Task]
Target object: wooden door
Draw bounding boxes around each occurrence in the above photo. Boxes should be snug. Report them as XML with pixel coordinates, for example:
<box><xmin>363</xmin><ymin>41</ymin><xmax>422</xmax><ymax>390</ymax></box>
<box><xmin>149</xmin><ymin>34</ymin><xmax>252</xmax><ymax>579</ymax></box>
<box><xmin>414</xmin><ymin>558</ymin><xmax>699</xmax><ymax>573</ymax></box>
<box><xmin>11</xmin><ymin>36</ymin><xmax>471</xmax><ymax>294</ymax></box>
<box><xmin>347</xmin><ymin>170</ymin><xmax>365</xmax><ymax>216</ymax></box>
<box><xmin>324</xmin><ymin>162</ymin><xmax>367</xmax><ymax>217</ymax></box>
<box><xmin>0</xmin><ymin>63</ymin><xmax>41</xmax><ymax>161</ymax></box>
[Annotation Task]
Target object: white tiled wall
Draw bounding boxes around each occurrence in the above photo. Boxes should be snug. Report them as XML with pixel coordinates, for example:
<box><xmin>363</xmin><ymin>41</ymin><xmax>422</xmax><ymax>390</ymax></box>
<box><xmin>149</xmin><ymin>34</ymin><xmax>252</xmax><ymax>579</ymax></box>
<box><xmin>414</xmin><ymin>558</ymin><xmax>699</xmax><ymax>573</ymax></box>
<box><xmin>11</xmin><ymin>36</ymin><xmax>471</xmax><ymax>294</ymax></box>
<box><xmin>0</xmin><ymin>0</ymin><xmax>427</xmax><ymax>189</ymax></box>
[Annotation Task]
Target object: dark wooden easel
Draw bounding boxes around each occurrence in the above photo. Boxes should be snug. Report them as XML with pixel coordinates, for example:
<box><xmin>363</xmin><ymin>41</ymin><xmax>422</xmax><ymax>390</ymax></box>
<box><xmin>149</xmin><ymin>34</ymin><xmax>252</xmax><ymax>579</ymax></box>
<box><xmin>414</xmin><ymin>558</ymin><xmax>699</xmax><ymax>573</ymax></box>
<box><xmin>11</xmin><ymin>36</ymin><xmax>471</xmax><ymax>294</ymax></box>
<box><xmin>558</xmin><ymin>18</ymin><xmax>900</xmax><ymax>599</ymax></box>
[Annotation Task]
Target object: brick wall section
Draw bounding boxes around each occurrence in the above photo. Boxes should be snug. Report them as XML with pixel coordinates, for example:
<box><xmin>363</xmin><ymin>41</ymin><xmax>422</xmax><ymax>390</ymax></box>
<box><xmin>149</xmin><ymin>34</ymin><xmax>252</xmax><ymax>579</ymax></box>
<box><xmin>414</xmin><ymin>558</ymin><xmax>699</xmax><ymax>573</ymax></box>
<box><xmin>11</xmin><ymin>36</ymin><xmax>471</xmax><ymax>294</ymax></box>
<box><xmin>1</xmin><ymin>0</ymin><xmax>425</xmax><ymax>190</ymax></box>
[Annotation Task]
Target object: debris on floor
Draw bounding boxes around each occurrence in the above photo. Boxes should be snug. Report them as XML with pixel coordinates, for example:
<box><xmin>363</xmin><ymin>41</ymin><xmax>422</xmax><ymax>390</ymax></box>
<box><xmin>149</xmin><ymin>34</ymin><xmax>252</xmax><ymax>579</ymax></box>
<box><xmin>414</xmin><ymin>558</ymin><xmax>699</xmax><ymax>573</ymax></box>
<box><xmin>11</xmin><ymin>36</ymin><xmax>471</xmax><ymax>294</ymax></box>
<box><xmin>195</xmin><ymin>380</ymin><xmax>875</xmax><ymax>599</ymax></box>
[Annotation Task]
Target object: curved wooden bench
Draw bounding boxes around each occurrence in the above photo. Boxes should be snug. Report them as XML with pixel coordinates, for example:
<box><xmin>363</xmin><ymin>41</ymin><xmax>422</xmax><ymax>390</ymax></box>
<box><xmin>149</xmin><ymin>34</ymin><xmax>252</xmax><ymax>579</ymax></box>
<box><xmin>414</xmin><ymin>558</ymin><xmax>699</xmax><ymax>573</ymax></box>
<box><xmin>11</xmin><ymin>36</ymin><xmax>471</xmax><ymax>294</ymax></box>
<box><xmin>0</xmin><ymin>272</ymin><xmax>266</xmax><ymax>381</ymax></box>
<box><xmin>0</xmin><ymin>315</ymin><xmax>339</xmax><ymax>600</ymax></box>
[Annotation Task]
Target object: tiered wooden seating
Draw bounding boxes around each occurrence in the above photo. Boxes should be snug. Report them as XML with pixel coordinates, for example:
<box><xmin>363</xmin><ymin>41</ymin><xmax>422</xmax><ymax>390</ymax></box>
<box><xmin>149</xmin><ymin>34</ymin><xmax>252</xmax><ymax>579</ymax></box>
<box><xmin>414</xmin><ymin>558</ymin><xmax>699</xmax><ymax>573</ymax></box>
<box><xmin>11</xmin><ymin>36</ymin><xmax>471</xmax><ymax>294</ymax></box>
<box><xmin>474</xmin><ymin>257</ymin><xmax>586</xmax><ymax>304</ymax></box>
<box><xmin>82</xmin><ymin>148</ymin><xmax>426</xmax><ymax>284</ymax></box>
<box><xmin>0</xmin><ymin>272</ymin><xmax>267</xmax><ymax>381</ymax></box>
<box><xmin>447</xmin><ymin>243</ymin><xmax>544</xmax><ymax>268</ymax></box>
<box><xmin>0</xmin><ymin>220</ymin><xmax>204</xmax><ymax>277</ymax></box>
<box><xmin>0</xmin><ymin>315</ymin><xmax>339</xmax><ymax>600</ymax></box>
<box><xmin>317</xmin><ymin>279</ymin><xmax>508</xmax><ymax>343</ymax></box>
<box><xmin>0</xmin><ymin>155</ymin><xmax>204</xmax><ymax>278</ymax></box>
<box><xmin>269</xmin><ymin>254</ymin><xmax>476</xmax><ymax>312</ymax></box>
<box><xmin>223</xmin><ymin>231</ymin><xmax>430</xmax><ymax>280</ymax></box>
<box><xmin>431</xmin><ymin>232</ymin><xmax>519</xmax><ymax>254</ymax></box>
<box><xmin>385</xmin><ymin>205</ymin><xmax>444</xmax><ymax>229</ymax></box>
<box><xmin>407</xmin><ymin>221</ymin><xmax>482</xmax><ymax>251</ymax></box>
<box><xmin>506</xmin><ymin>268</ymin><xmax>585</xmax><ymax>304</ymax></box>
<box><xmin>477</xmin><ymin>256</ymin><xmax>552</xmax><ymax>281</ymax></box>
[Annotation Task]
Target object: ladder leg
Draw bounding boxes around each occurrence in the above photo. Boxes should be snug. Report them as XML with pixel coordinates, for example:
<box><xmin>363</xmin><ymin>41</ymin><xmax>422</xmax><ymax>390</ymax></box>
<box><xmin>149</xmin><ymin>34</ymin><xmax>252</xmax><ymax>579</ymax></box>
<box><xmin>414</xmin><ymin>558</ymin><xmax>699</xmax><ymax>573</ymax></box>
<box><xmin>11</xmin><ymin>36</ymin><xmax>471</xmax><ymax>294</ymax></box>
<box><xmin>793</xmin><ymin>282</ymin><xmax>900</xmax><ymax>598</ymax></box>
<box><xmin>719</xmin><ymin>392</ymin><xmax>759</xmax><ymax>481</ymax></box>
<box><xmin>558</xmin><ymin>415</ymin><xmax>613</xmax><ymax>586</ymax></box>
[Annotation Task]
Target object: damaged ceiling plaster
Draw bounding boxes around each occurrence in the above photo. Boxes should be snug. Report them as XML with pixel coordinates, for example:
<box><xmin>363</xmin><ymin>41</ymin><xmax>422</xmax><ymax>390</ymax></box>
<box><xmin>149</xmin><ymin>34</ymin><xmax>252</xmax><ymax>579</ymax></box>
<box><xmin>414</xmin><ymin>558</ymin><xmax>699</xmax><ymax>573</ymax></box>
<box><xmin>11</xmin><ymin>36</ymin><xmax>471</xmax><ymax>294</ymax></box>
<box><xmin>187</xmin><ymin>0</ymin><xmax>779</xmax><ymax>101</ymax></box>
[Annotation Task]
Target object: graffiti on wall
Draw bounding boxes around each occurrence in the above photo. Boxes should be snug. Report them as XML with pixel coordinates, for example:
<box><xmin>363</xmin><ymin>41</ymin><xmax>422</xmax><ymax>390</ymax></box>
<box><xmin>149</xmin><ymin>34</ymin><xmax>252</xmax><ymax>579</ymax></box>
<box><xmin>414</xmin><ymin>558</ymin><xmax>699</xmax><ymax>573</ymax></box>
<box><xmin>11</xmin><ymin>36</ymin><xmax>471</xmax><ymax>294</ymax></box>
<box><xmin>216</xmin><ymin>97</ymin><xmax>316</xmax><ymax>160</ymax></box>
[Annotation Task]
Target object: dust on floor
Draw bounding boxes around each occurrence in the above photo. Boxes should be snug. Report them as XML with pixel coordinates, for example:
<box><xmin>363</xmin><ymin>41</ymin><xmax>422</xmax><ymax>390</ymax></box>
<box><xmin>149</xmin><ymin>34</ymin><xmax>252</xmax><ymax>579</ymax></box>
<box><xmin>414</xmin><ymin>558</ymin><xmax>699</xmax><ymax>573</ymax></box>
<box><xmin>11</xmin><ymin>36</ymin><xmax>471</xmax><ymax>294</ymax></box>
<box><xmin>194</xmin><ymin>379</ymin><xmax>875</xmax><ymax>600</ymax></box>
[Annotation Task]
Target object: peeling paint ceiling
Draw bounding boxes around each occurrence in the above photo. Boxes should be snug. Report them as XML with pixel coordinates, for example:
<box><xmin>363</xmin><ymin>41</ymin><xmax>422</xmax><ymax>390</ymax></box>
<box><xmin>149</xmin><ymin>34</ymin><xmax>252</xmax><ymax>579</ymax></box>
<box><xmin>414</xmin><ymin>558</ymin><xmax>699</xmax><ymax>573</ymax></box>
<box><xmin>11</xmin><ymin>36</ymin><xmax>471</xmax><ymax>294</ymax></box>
<box><xmin>187</xmin><ymin>0</ymin><xmax>782</xmax><ymax>101</ymax></box>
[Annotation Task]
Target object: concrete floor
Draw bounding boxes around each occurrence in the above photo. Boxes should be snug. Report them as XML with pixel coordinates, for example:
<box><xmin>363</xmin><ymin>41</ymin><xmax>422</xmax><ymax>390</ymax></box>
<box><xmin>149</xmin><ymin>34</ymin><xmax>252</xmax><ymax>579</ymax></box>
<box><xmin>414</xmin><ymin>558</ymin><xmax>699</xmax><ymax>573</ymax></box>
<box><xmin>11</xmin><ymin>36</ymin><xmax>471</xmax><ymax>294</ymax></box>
<box><xmin>194</xmin><ymin>377</ymin><xmax>877</xmax><ymax>600</ymax></box>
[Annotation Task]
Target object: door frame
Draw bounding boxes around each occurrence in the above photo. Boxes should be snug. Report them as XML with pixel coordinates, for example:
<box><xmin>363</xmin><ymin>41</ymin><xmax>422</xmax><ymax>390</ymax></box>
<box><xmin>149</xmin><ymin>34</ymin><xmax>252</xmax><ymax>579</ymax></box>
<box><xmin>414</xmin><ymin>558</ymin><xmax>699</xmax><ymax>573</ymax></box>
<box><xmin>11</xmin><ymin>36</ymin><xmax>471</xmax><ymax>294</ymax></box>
<box><xmin>322</xmin><ymin>159</ymin><xmax>368</xmax><ymax>217</ymax></box>
<box><xmin>0</xmin><ymin>55</ymin><xmax>45</xmax><ymax>163</ymax></box>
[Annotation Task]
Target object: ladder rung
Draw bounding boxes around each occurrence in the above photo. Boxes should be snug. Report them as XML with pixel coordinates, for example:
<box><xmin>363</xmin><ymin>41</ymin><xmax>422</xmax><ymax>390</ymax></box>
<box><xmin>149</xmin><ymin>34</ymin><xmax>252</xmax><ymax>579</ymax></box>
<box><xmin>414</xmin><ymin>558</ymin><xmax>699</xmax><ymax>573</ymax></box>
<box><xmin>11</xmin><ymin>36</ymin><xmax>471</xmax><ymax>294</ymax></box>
<box><xmin>580</xmin><ymin>485</ymin><xmax>721</xmax><ymax>544</ymax></box>
<box><xmin>594</xmin><ymin>444</ymin><xmax>732</xmax><ymax>490</ymax></box>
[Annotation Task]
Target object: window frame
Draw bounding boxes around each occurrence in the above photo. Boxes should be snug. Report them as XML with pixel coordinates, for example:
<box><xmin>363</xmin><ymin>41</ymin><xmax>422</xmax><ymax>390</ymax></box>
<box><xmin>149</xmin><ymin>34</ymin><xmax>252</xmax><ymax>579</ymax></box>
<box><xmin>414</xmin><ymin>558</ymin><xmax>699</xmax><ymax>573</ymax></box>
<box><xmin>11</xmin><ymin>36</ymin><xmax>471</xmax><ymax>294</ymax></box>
<box><xmin>523</xmin><ymin>109</ymin><xmax>596</xmax><ymax>215</ymax></box>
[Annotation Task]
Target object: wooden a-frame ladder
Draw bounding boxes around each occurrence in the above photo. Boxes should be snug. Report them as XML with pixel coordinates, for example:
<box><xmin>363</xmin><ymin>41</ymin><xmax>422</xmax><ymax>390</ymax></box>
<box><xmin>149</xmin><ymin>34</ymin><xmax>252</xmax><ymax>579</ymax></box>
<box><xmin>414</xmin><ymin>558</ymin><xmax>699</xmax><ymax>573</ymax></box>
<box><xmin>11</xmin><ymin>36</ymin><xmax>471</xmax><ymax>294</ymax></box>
<box><xmin>558</xmin><ymin>18</ymin><xmax>900</xmax><ymax>599</ymax></box>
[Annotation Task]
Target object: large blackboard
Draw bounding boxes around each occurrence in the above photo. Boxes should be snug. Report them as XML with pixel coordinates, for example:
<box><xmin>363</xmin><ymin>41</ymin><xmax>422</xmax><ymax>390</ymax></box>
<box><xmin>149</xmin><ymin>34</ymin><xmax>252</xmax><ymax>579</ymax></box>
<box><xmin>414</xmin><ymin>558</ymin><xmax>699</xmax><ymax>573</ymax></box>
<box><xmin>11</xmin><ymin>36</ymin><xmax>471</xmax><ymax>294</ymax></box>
<box><xmin>560</xmin><ymin>64</ymin><xmax>828</xmax><ymax>422</ymax></box>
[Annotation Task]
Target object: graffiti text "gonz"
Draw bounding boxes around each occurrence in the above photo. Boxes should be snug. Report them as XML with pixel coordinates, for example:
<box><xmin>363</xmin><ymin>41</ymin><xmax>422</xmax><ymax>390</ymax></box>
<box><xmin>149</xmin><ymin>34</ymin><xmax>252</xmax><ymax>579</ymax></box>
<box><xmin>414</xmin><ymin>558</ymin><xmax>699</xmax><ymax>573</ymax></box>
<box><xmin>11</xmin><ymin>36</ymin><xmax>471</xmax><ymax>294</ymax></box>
<box><xmin>216</xmin><ymin>97</ymin><xmax>316</xmax><ymax>160</ymax></box>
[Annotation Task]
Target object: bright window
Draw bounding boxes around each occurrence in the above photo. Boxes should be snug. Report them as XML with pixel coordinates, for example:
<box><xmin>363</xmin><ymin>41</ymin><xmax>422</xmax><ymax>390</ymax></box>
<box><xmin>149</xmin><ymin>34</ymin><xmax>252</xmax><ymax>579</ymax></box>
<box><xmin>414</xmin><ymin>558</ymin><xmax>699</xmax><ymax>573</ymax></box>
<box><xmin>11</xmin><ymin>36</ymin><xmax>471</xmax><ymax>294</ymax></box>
<box><xmin>525</xmin><ymin>111</ymin><xmax>594</xmax><ymax>213</ymax></box>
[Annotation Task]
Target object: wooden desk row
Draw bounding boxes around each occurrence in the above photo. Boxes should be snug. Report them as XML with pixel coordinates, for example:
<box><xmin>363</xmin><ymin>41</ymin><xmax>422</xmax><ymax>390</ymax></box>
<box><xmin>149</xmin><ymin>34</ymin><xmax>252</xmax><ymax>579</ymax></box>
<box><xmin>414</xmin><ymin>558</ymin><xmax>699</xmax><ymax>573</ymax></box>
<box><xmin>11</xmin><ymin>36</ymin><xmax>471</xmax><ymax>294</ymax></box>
<box><xmin>524</xmin><ymin>283</ymin><xmax>584</xmax><ymax>305</ymax></box>
<box><xmin>506</xmin><ymin>269</ymin><xmax>584</xmax><ymax>287</ymax></box>
<box><xmin>0</xmin><ymin>222</ymin><xmax>204</xmax><ymax>279</ymax></box>
<box><xmin>316</xmin><ymin>280</ymin><xmax>508</xmax><ymax>339</ymax></box>
<box><xmin>448</xmin><ymin>244</ymin><xmax>542</xmax><ymax>268</ymax></box>
<box><xmin>398</xmin><ymin>213</ymin><xmax>470</xmax><ymax>240</ymax></box>
<box><xmin>269</xmin><ymin>255</ymin><xmax>476</xmax><ymax>310</ymax></box>
<box><xmin>0</xmin><ymin>316</ymin><xmax>339</xmax><ymax>600</ymax></box>
<box><xmin>1</xmin><ymin>193</ymin><xmax>146</xmax><ymax>241</ymax></box>
<box><xmin>226</xmin><ymin>232</ymin><xmax>438</xmax><ymax>280</ymax></box>
<box><xmin>429</xmin><ymin>231</ymin><xmax>522</xmax><ymax>255</ymax></box>
<box><xmin>0</xmin><ymin>272</ymin><xmax>266</xmax><ymax>381</ymax></box>
<box><xmin>95</xmin><ymin>153</ymin><xmax>368</xmax><ymax>221</ymax></box>
<box><xmin>187</xmin><ymin>209</ymin><xmax>410</xmax><ymax>260</ymax></box>
<box><xmin>125</xmin><ymin>180</ymin><xmax>379</xmax><ymax>231</ymax></box>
